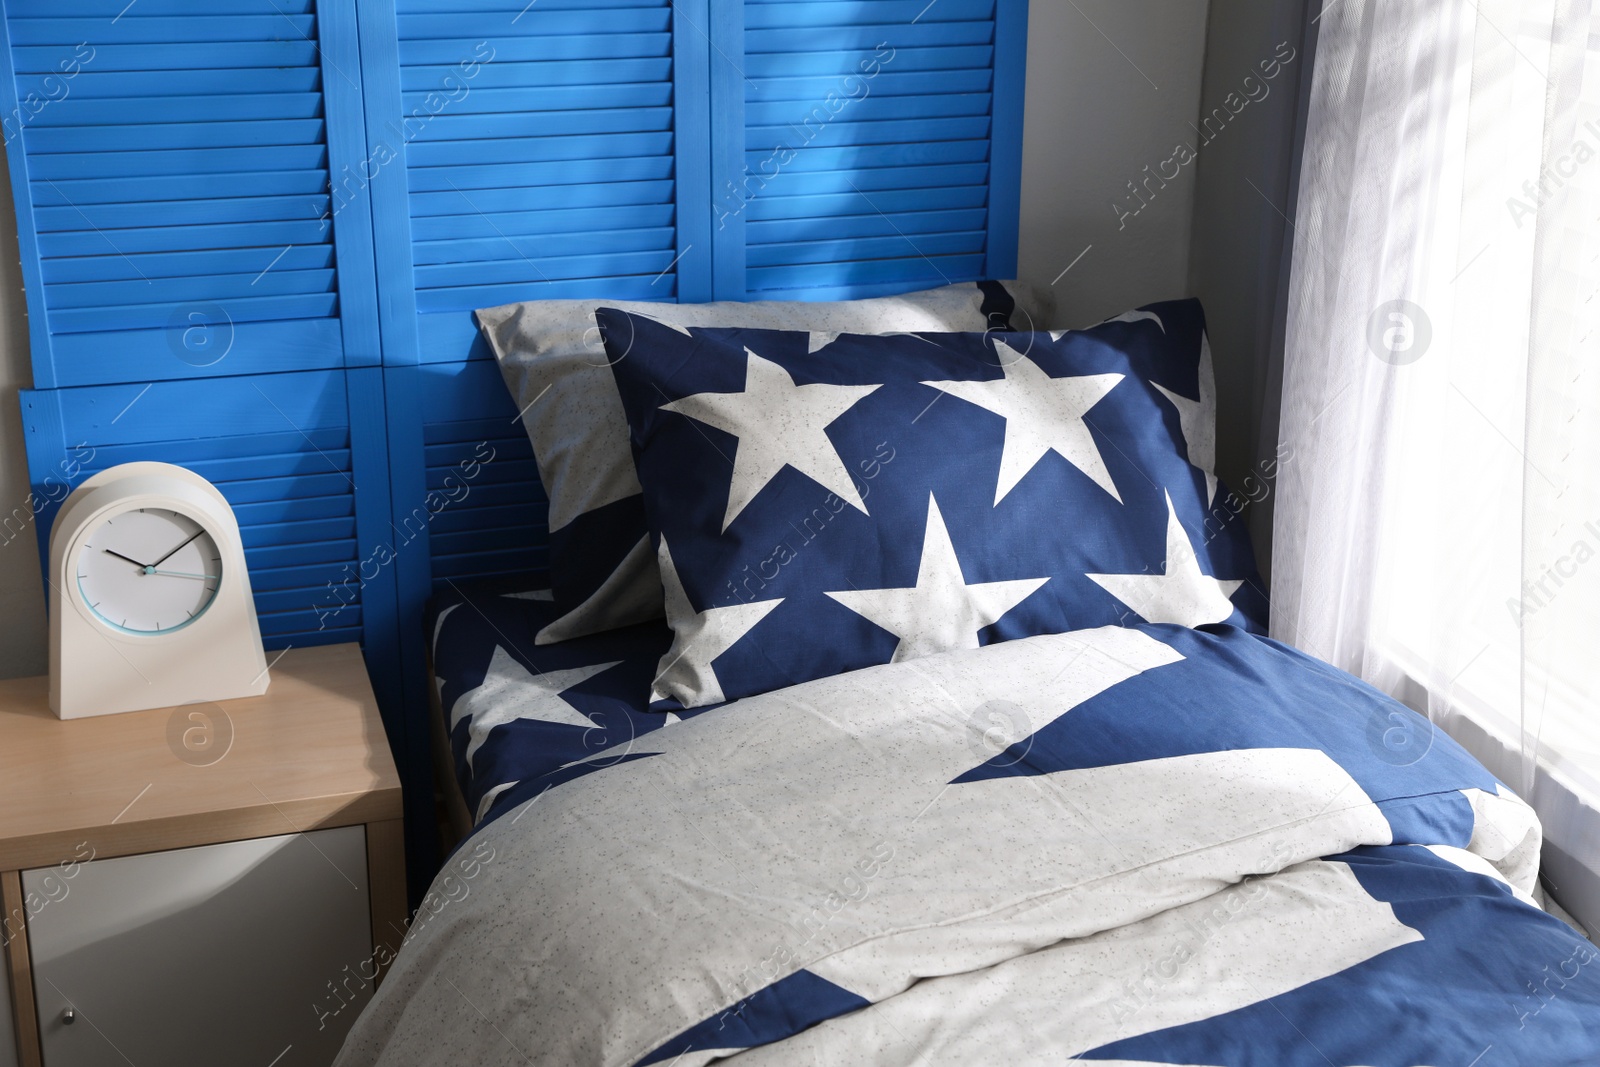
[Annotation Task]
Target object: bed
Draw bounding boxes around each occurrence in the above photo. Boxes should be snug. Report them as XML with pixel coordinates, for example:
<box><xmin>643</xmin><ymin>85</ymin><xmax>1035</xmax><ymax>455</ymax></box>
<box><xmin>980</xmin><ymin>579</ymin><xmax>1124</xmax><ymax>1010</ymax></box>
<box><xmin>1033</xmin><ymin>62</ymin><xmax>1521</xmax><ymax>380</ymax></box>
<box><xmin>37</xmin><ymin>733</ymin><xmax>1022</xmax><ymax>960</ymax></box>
<box><xmin>335</xmin><ymin>290</ymin><xmax>1599</xmax><ymax>1065</ymax></box>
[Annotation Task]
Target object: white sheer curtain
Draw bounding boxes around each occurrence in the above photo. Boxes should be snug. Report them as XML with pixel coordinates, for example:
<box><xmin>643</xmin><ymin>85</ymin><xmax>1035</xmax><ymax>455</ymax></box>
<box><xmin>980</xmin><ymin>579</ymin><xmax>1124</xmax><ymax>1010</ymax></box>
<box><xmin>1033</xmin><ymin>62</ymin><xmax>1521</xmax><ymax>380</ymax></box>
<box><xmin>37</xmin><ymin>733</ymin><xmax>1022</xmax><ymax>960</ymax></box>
<box><xmin>1274</xmin><ymin>0</ymin><xmax>1600</xmax><ymax>933</ymax></box>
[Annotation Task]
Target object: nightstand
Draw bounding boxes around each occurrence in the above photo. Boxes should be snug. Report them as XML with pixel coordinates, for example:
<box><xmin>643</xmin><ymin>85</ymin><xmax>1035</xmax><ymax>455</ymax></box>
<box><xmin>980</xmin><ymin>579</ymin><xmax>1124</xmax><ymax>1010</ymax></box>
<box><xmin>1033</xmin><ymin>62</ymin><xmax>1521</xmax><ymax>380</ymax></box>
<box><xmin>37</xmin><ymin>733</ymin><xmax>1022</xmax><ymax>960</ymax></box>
<box><xmin>0</xmin><ymin>643</ymin><xmax>405</xmax><ymax>1067</ymax></box>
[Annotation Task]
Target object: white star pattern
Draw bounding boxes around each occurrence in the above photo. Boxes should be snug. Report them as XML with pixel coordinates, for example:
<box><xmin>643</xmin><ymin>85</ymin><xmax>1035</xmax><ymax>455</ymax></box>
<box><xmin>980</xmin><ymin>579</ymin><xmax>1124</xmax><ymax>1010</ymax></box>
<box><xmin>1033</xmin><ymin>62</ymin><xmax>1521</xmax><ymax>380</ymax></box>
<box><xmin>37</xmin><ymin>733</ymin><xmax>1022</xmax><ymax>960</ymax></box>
<box><xmin>923</xmin><ymin>340</ymin><xmax>1124</xmax><ymax>505</ymax></box>
<box><xmin>1151</xmin><ymin>332</ymin><xmax>1219</xmax><ymax>505</ymax></box>
<box><xmin>475</xmin><ymin>780</ymin><xmax>520</xmax><ymax>823</ymax></box>
<box><xmin>450</xmin><ymin>645</ymin><xmax>621</xmax><ymax>768</ymax></box>
<box><xmin>1094</xmin><ymin>308</ymin><xmax>1166</xmax><ymax>333</ymax></box>
<box><xmin>1086</xmin><ymin>492</ymin><xmax>1241</xmax><ymax>626</ymax></box>
<box><xmin>660</xmin><ymin>349</ymin><xmax>880</xmax><ymax>532</ymax></box>
<box><xmin>654</xmin><ymin>537</ymin><xmax>782</xmax><ymax>706</ymax></box>
<box><xmin>825</xmin><ymin>494</ymin><xmax>1049</xmax><ymax>663</ymax></box>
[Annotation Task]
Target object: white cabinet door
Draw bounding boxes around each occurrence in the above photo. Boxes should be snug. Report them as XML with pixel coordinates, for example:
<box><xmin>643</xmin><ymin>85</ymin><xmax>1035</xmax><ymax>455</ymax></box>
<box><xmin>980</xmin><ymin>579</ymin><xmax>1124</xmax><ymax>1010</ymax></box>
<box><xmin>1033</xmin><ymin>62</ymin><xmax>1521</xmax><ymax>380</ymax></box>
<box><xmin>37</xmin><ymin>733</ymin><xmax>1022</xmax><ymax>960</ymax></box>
<box><xmin>25</xmin><ymin>827</ymin><xmax>372</xmax><ymax>1067</ymax></box>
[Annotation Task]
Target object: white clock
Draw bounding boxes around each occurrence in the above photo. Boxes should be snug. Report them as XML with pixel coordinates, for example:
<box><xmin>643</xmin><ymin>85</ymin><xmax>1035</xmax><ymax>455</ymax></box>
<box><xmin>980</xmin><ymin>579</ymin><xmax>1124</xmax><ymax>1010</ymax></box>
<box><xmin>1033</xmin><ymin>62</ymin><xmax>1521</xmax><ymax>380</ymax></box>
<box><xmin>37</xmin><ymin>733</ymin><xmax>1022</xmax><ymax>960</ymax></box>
<box><xmin>48</xmin><ymin>462</ymin><xmax>269</xmax><ymax>718</ymax></box>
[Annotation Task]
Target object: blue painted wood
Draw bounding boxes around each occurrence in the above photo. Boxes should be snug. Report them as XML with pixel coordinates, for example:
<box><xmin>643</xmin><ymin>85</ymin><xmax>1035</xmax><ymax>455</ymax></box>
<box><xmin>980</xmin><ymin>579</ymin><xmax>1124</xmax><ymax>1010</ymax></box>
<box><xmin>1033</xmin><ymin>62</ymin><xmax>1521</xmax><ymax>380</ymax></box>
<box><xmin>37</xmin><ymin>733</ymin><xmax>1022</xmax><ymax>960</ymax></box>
<box><xmin>404</xmin><ymin>129</ymin><xmax>671</xmax><ymax>167</ymax></box>
<box><xmin>731</xmin><ymin>0</ymin><xmax>1022</xmax><ymax>300</ymax></box>
<box><xmin>8</xmin><ymin>0</ymin><xmax>314</xmax><ymax>13</ymax></box>
<box><xmin>753</xmin><ymin>69</ymin><xmax>992</xmax><ymax>99</ymax></box>
<box><xmin>708</xmin><ymin>0</ymin><xmax>747</xmax><ymax>299</ymax></box>
<box><xmin>746</xmin><ymin>115</ymin><xmax>992</xmax><ymax>151</ymax></box>
<box><xmin>407</xmin><ymin>156</ymin><xmax>674</xmax><ymax>192</ymax></box>
<box><xmin>410</xmin><ymin>180</ymin><xmax>675</xmax><ymax>216</ymax></box>
<box><xmin>398</xmin><ymin>8</ymin><xmax>669</xmax><ymax>39</ymax></box>
<box><xmin>21</xmin><ymin>371</ymin><xmax>369</xmax><ymax>645</ymax></box>
<box><xmin>399</xmin><ymin>33</ymin><xmax>670</xmax><ymax>66</ymax></box>
<box><xmin>319</xmin><ymin>0</ymin><xmax>386</xmax><ymax>370</ymax></box>
<box><xmin>34</xmin><ymin>172</ymin><xmax>333</xmax><ymax>208</ymax></box>
<box><xmin>28</xmin><ymin>145</ymin><xmax>329</xmax><ymax>180</ymax></box>
<box><xmin>25</xmin><ymin>118</ymin><xmax>329</xmax><ymax>154</ymax></box>
<box><xmin>49</xmin><ymin>294</ymin><xmax>341</xmax><ymax>336</ymax></box>
<box><xmin>749</xmin><ymin>186</ymin><xmax>990</xmax><ymax>220</ymax></box>
<box><xmin>4</xmin><ymin>0</ymin><xmax>424</xmax><ymax>896</ymax></box>
<box><xmin>37</xmin><ymin>199</ymin><xmax>332</xmax><ymax>235</ymax></box>
<box><xmin>14</xmin><ymin>42</ymin><xmax>320</xmax><ymax>73</ymax></box>
<box><xmin>48</xmin><ymin>270</ymin><xmax>337</xmax><ymax>310</ymax></box>
<box><xmin>746</xmin><ymin>21</ymin><xmax>994</xmax><ymax>53</ymax></box>
<box><xmin>987</xmin><ymin>0</ymin><xmax>1028</xmax><ymax>279</ymax></box>
<box><xmin>746</xmin><ymin>91</ymin><xmax>992</xmax><ymax>127</ymax></box>
<box><xmin>9</xmin><ymin>0</ymin><xmax>1028</xmax><ymax>904</ymax></box>
<box><xmin>0</xmin><ymin>0</ymin><xmax>367</xmax><ymax>388</ymax></box>
<box><xmin>749</xmin><ymin>207</ymin><xmax>989</xmax><ymax>243</ymax></box>
<box><xmin>14</xmin><ymin>68</ymin><xmax>322</xmax><ymax>99</ymax></box>
<box><xmin>746</xmin><ymin>44</ymin><xmax>992</xmax><ymax>77</ymax></box>
<box><xmin>25</xmin><ymin>93</ymin><xmax>325</xmax><ymax>127</ymax></box>
<box><xmin>673</xmin><ymin>0</ymin><xmax>714</xmax><ymax>303</ymax></box>
<box><xmin>402</xmin><ymin>56</ymin><xmax>670</xmax><ymax>92</ymax></box>
<box><xmin>354</xmin><ymin>0</ymin><xmax>436</xmax><ymax>898</ymax></box>
<box><xmin>755</xmin><ymin>140</ymin><xmax>991</xmax><ymax>171</ymax></box>
<box><xmin>747</xmin><ymin>230</ymin><xmax>986</xmax><ymax>268</ymax></box>
<box><xmin>8</xmin><ymin>16</ymin><xmax>318</xmax><ymax>45</ymax></box>
<box><xmin>401</xmin><ymin>83</ymin><xmax>672</xmax><ymax>114</ymax></box>
<box><xmin>47</xmin><ymin>320</ymin><xmax>345</xmax><ymax>388</ymax></box>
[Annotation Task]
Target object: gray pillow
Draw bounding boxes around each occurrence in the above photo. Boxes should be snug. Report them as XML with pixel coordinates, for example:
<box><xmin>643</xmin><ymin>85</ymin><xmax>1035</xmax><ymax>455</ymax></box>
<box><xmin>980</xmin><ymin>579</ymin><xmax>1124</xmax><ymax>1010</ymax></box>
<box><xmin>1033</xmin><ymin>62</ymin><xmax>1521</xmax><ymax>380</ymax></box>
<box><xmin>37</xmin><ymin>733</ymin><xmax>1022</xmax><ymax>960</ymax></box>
<box><xmin>476</xmin><ymin>281</ymin><xmax>1054</xmax><ymax>644</ymax></box>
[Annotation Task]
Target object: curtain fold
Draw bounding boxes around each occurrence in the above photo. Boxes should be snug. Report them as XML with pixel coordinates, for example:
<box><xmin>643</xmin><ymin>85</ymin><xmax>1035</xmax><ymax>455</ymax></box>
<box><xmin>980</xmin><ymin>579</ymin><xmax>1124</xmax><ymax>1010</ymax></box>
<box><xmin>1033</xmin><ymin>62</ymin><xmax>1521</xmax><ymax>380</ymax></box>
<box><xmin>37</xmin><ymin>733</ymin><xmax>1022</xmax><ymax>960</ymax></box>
<box><xmin>1274</xmin><ymin>0</ymin><xmax>1600</xmax><ymax>933</ymax></box>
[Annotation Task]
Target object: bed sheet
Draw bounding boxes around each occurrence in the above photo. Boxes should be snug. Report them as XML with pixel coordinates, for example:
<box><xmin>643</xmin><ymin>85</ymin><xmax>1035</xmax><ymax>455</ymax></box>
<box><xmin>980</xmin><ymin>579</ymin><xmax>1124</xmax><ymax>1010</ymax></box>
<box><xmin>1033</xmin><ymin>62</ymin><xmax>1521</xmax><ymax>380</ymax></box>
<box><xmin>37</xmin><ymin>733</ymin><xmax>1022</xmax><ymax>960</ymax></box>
<box><xmin>426</xmin><ymin>579</ymin><xmax>717</xmax><ymax>827</ymax></box>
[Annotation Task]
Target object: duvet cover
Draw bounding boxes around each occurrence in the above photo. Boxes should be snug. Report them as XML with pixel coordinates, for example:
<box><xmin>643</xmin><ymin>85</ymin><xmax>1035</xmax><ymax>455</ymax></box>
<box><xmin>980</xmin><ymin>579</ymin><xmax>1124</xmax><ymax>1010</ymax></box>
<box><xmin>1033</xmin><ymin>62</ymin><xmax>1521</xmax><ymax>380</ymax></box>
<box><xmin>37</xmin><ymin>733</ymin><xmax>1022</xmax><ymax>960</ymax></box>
<box><xmin>340</xmin><ymin>621</ymin><xmax>1599</xmax><ymax>1065</ymax></box>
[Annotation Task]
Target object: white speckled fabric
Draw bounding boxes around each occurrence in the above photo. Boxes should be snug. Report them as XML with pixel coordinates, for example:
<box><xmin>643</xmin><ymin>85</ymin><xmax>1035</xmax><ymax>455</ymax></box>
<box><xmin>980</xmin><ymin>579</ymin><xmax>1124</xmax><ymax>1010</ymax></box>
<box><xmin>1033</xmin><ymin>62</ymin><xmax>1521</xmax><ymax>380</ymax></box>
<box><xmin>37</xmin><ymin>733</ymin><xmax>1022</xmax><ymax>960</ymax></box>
<box><xmin>476</xmin><ymin>282</ymin><xmax>1054</xmax><ymax>644</ymax></box>
<box><xmin>335</xmin><ymin>624</ymin><xmax>1600</xmax><ymax>1066</ymax></box>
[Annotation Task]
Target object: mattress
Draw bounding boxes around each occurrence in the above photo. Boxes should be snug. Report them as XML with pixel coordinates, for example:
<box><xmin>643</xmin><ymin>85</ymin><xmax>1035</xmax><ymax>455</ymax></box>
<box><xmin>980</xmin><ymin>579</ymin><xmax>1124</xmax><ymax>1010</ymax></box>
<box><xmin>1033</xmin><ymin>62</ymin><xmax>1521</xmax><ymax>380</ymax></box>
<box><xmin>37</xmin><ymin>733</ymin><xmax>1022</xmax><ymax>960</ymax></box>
<box><xmin>358</xmin><ymin>606</ymin><xmax>1600</xmax><ymax>1065</ymax></box>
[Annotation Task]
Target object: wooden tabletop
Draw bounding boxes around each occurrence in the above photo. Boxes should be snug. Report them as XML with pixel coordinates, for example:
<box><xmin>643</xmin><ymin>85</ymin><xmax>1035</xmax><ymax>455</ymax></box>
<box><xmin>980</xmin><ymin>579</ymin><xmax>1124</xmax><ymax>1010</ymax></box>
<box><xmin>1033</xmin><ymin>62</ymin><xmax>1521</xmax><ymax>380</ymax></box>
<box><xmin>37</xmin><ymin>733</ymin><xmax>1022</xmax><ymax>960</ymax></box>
<box><xmin>0</xmin><ymin>643</ymin><xmax>402</xmax><ymax>872</ymax></box>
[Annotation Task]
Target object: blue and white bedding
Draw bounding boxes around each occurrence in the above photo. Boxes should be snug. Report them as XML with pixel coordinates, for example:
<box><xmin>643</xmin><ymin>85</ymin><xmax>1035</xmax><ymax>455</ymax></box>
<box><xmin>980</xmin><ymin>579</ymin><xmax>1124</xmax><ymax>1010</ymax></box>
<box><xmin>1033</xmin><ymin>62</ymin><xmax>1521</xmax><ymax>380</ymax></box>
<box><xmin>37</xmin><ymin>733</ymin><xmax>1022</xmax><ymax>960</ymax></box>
<box><xmin>427</xmin><ymin>579</ymin><xmax>717</xmax><ymax>826</ymax></box>
<box><xmin>347</xmin><ymin>611</ymin><xmax>1600</xmax><ymax>1065</ymax></box>
<box><xmin>594</xmin><ymin>300</ymin><xmax>1268</xmax><ymax>710</ymax></box>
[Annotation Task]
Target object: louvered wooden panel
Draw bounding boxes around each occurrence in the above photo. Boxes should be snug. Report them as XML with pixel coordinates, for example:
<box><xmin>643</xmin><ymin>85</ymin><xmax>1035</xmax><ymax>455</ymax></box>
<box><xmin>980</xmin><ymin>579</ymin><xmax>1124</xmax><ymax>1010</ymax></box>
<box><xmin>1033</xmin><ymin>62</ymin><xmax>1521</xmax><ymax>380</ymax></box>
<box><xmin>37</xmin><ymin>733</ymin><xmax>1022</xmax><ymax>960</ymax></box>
<box><xmin>725</xmin><ymin>0</ymin><xmax>1024</xmax><ymax>300</ymax></box>
<box><xmin>19</xmin><ymin>372</ymin><xmax>375</xmax><ymax>650</ymax></box>
<box><xmin>1</xmin><ymin>0</ymin><xmax>379</xmax><ymax>386</ymax></box>
<box><xmin>3</xmin><ymin>0</ymin><xmax>428</xmax><ymax>889</ymax></box>
<box><xmin>368</xmin><ymin>0</ymin><xmax>710</xmax><ymax>365</ymax></box>
<box><xmin>424</xmin><ymin>419</ymin><xmax>545</xmax><ymax>588</ymax></box>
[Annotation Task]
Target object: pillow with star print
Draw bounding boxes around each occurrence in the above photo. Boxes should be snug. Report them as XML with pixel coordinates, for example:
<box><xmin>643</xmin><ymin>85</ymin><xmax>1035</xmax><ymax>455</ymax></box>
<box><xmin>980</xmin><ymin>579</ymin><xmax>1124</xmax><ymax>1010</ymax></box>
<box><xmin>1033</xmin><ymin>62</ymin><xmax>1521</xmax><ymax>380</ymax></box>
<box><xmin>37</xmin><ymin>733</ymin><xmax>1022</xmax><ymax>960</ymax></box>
<box><xmin>596</xmin><ymin>298</ymin><xmax>1266</xmax><ymax>709</ymax></box>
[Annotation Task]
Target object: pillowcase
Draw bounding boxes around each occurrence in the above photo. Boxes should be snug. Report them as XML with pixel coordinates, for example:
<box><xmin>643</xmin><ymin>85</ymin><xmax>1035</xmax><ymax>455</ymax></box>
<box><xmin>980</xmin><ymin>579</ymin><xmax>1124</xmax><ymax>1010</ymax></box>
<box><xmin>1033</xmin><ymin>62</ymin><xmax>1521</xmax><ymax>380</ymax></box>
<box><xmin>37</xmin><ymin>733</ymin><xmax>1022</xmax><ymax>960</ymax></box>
<box><xmin>596</xmin><ymin>298</ymin><xmax>1267</xmax><ymax>709</ymax></box>
<box><xmin>476</xmin><ymin>281</ymin><xmax>1053</xmax><ymax>645</ymax></box>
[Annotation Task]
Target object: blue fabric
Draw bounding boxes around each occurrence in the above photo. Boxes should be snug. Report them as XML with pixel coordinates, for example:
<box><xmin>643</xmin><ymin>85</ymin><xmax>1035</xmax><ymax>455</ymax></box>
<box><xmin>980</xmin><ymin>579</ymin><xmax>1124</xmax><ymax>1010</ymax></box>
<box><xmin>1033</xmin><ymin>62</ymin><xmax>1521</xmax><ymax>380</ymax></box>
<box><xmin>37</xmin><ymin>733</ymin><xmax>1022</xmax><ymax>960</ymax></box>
<box><xmin>955</xmin><ymin>624</ymin><xmax>1496</xmax><ymax>840</ymax></box>
<box><xmin>1085</xmin><ymin>846</ymin><xmax>1600</xmax><ymax>1066</ymax></box>
<box><xmin>638</xmin><ymin>970</ymin><xmax>870</xmax><ymax>1066</ymax></box>
<box><xmin>608</xmin><ymin>623</ymin><xmax>1596</xmax><ymax>1065</ymax></box>
<box><xmin>599</xmin><ymin>299</ymin><xmax>1266</xmax><ymax>708</ymax></box>
<box><xmin>426</xmin><ymin>579</ymin><xmax>717</xmax><ymax>826</ymax></box>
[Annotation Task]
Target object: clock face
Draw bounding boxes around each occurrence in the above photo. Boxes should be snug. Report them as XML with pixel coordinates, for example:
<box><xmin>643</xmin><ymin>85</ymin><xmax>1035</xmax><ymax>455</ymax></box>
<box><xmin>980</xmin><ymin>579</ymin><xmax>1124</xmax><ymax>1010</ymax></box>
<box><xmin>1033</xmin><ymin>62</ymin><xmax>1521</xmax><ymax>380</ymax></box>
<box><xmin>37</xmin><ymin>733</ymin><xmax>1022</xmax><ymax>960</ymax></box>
<box><xmin>75</xmin><ymin>507</ymin><xmax>223</xmax><ymax>635</ymax></box>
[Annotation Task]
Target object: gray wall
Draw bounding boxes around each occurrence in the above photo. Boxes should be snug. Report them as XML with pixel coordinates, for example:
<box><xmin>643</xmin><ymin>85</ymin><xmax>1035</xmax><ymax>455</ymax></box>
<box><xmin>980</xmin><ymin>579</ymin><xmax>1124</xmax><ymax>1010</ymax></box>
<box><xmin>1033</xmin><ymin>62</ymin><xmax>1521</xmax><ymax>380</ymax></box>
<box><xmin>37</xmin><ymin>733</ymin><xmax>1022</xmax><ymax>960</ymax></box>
<box><xmin>0</xmin><ymin>1</ymin><xmax>1288</xmax><ymax>680</ymax></box>
<box><xmin>1185</xmin><ymin>0</ymin><xmax>1309</xmax><ymax>573</ymax></box>
<box><xmin>1017</xmin><ymin>0</ymin><xmax>1212</xmax><ymax>328</ymax></box>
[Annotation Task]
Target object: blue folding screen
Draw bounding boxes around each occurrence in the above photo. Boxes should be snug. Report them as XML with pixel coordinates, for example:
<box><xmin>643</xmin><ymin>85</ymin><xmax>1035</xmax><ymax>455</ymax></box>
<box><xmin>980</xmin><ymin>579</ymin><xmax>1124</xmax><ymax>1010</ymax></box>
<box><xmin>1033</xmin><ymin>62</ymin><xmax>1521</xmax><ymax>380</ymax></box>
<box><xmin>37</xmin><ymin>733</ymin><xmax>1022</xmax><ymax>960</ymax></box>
<box><xmin>7</xmin><ymin>0</ymin><xmax>401</xmax><ymax>700</ymax></box>
<box><xmin>716</xmin><ymin>0</ymin><xmax>1027</xmax><ymax>300</ymax></box>
<box><xmin>1</xmin><ymin>0</ymin><xmax>414</xmax><ymax>878</ymax></box>
<box><xmin>8</xmin><ymin>0</ymin><xmax>1026</xmax><ymax>893</ymax></box>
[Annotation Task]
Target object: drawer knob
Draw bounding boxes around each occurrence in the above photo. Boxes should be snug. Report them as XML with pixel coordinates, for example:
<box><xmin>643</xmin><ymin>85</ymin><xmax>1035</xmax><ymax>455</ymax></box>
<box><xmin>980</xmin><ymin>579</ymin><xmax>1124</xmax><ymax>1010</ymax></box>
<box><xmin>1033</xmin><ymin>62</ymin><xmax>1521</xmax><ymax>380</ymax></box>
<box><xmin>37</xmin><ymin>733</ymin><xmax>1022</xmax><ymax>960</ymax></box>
<box><xmin>61</xmin><ymin>1008</ymin><xmax>75</xmax><ymax>1025</ymax></box>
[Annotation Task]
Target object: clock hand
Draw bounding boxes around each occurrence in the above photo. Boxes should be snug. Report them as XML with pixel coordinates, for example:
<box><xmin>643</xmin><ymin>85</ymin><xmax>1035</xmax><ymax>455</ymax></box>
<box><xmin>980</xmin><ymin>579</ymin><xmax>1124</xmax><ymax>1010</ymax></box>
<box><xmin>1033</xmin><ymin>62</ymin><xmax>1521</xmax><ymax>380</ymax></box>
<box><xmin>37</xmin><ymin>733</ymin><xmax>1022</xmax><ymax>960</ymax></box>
<box><xmin>149</xmin><ymin>530</ymin><xmax>205</xmax><ymax>568</ymax></box>
<box><xmin>149</xmin><ymin>569</ymin><xmax>219</xmax><ymax>581</ymax></box>
<box><xmin>103</xmin><ymin>548</ymin><xmax>150</xmax><ymax>568</ymax></box>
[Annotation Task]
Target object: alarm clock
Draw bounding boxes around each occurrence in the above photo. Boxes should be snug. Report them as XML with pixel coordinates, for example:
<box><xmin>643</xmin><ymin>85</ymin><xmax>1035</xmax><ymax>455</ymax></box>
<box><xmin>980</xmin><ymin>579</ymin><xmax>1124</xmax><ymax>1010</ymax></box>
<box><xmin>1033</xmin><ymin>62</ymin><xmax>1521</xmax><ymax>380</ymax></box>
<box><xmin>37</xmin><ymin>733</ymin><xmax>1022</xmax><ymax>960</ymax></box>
<box><xmin>48</xmin><ymin>462</ymin><xmax>269</xmax><ymax>718</ymax></box>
